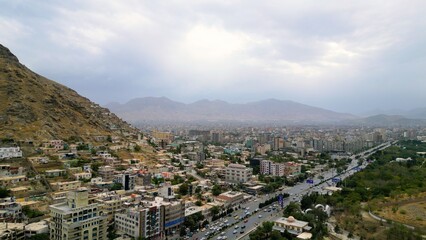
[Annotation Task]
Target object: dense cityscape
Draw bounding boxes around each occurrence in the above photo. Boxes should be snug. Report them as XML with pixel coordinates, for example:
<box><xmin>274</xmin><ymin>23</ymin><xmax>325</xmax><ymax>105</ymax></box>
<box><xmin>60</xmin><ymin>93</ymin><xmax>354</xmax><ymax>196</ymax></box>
<box><xmin>0</xmin><ymin>122</ymin><xmax>425</xmax><ymax>239</ymax></box>
<box><xmin>1</xmin><ymin>1</ymin><xmax>426</xmax><ymax>240</ymax></box>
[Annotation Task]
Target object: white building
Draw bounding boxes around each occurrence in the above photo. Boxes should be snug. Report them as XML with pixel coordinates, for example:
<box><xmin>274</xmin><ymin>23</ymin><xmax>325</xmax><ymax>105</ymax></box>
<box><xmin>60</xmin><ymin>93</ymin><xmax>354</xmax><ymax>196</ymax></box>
<box><xmin>0</xmin><ymin>147</ymin><xmax>22</xmax><ymax>159</ymax></box>
<box><xmin>73</xmin><ymin>172</ymin><xmax>92</xmax><ymax>180</ymax></box>
<box><xmin>225</xmin><ymin>164</ymin><xmax>253</xmax><ymax>183</ymax></box>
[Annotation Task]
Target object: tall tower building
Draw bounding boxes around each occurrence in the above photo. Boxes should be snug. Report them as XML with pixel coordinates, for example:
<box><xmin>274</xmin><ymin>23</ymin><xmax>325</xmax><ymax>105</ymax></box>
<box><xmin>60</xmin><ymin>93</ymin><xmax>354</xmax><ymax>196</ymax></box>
<box><xmin>49</xmin><ymin>188</ymin><xmax>108</xmax><ymax>240</ymax></box>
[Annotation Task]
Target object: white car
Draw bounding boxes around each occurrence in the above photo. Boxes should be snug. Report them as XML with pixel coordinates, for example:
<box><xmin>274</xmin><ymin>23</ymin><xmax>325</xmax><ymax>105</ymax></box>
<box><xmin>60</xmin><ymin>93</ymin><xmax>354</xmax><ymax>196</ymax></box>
<box><xmin>258</xmin><ymin>215</ymin><xmax>262</xmax><ymax>218</ymax></box>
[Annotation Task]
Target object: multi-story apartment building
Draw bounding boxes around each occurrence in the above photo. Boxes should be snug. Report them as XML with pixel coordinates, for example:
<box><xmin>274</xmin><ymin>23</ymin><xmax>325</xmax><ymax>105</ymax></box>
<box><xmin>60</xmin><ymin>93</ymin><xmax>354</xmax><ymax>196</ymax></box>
<box><xmin>95</xmin><ymin>192</ymin><xmax>141</xmax><ymax>222</ymax></box>
<box><xmin>284</xmin><ymin>162</ymin><xmax>301</xmax><ymax>176</ymax></box>
<box><xmin>260</xmin><ymin>160</ymin><xmax>286</xmax><ymax>176</ymax></box>
<box><xmin>49</xmin><ymin>188</ymin><xmax>108</xmax><ymax>240</ymax></box>
<box><xmin>273</xmin><ymin>137</ymin><xmax>284</xmax><ymax>151</ymax></box>
<box><xmin>113</xmin><ymin>173</ymin><xmax>136</xmax><ymax>191</ymax></box>
<box><xmin>162</xmin><ymin>199</ymin><xmax>185</xmax><ymax>235</ymax></box>
<box><xmin>225</xmin><ymin>164</ymin><xmax>253</xmax><ymax>183</ymax></box>
<box><xmin>260</xmin><ymin>160</ymin><xmax>301</xmax><ymax>177</ymax></box>
<box><xmin>114</xmin><ymin>197</ymin><xmax>184</xmax><ymax>239</ymax></box>
<box><xmin>115</xmin><ymin>204</ymin><xmax>163</xmax><ymax>239</ymax></box>
<box><xmin>98</xmin><ymin>166</ymin><xmax>114</xmax><ymax>181</ymax></box>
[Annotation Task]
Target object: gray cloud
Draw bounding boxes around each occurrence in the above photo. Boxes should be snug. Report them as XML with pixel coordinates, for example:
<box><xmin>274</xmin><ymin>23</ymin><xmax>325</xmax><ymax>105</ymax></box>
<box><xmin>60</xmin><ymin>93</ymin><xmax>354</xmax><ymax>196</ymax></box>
<box><xmin>1</xmin><ymin>0</ymin><xmax>425</xmax><ymax>113</ymax></box>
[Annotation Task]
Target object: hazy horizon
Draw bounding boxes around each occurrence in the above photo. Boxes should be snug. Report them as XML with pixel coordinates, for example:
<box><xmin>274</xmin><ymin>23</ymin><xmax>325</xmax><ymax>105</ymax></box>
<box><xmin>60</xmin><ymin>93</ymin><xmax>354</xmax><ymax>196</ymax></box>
<box><xmin>1</xmin><ymin>1</ymin><xmax>426</xmax><ymax>113</ymax></box>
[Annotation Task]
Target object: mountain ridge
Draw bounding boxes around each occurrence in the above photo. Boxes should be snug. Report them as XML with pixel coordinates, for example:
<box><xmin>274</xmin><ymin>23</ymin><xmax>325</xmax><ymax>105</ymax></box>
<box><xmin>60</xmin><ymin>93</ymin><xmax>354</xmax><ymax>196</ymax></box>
<box><xmin>106</xmin><ymin>97</ymin><xmax>356</xmax><ymax>123</ymax></box>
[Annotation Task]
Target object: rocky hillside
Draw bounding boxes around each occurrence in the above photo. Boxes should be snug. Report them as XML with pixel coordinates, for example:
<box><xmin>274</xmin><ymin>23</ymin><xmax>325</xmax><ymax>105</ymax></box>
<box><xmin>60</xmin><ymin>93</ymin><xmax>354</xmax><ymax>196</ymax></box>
<box><xmin>0</xmin><ymin>44</ymin><xmax>138</xmax><ymax>142</ymax></box>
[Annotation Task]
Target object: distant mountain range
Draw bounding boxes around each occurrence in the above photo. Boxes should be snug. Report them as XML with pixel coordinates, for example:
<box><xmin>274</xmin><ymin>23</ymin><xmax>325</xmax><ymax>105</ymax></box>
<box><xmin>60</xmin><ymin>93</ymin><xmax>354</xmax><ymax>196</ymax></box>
<box><xmin>0</xmin><ymin>44</ymin><xmax>137</xmax><ymax>141</ymax></box>
<box><xmin>106</xmin><ymin>97</ymin><xmax>356</xmax><ymax>124</ymax></box>
<box><xmin>343</xmin><ymin>114</ymin><xmax>426</xmax><ymax>127</ymax></box>
<box><xmin>360</xmin><ymin>108</ymin><xmax>426</xmax><ymax>119</ymax></box>
<box><xmin>106</xmin><ymin>97</ymin><xmax>426</xmax><ymax>126</ymax></box>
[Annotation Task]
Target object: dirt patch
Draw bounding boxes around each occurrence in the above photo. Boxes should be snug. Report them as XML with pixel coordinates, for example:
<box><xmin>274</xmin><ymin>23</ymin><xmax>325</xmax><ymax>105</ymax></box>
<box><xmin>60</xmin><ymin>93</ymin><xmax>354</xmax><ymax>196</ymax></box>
<box><xmin>379</xmin><ymin>200</ymin><xmax>426</xmax><ymax>229</ymax></box>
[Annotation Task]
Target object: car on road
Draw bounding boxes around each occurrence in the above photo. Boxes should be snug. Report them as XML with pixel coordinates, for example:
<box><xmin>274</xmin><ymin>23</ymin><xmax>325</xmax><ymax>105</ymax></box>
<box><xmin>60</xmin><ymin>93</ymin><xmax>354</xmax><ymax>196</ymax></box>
<box><xmin>235</xmin><ymin>225</ymin><xmax>239</xmax><ymax>229</ymax></box>
<box><xmin>233</xmin><ymin>230</ymin><xmax>238</xmax><ymax>234</ymax></box>
<box><xmin>240</xmin><ymin>230</ymin><xmax>245</xmax><ymax>234</ymax></box>
<box><xmin>241</xmin><ymin>225</ymin><xmax>246</xmax><ymax>229</ymax></box>
<box><xmin>258</xmin><ymin>215</ymin><xmax>262</xmax><ymax>218</ymax></box>
<box><xmin>244</xmin><ymin>219</ymin><xmax>248</xmax><ymax>223</ymax></box>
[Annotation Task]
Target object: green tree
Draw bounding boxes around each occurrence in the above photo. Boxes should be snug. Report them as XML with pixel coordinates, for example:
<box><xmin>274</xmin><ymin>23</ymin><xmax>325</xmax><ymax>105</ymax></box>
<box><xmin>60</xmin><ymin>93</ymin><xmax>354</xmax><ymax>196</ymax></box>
<box><xmin>0</xmin><ymin>187</ymin><xmax>11</xmax><ymax>198</ymax></box>
<box><xmin>28</xmin><ymin>233</ymin><xmax>49</xmax><ymax>240</ymax></box>
<box><xmin>22</xmin><ymin>206</ymin><xmax>44</xmax><ymax>218</ymax></box>
<box><xmin>178</xmin><ymin>183</ymin><xmax>189</xmax><ymax>195</ymax></box>
<box><xmin>211</xmin><ymin>184</ymin><xmax>222</xmax><ymax>196</ymax></box>
<box><xmin>109</xmin><ymin>182</ymin><xmax>123</xmax><ymax>191</ymax></box>
<box><xmin>210</xmin><ymin>206</ymin><xmax>220</xmax><ymax>215</ymax></box>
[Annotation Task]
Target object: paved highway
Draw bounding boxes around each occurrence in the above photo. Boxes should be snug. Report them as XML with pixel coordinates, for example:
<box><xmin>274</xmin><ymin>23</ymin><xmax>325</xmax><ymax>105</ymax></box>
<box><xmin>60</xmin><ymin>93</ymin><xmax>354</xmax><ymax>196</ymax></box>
<box><xmin>190</xmin><ymin>142</ymin><xmax>392</xmax><ymax>240</ymax></box>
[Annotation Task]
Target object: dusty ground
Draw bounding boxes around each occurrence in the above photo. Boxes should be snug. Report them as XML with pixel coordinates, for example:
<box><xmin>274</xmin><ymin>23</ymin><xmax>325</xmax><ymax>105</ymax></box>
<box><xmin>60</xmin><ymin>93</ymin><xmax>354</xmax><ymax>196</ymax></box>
<box><xmin>333</xmin><ymin>211</ymin><xmax>388</xmax><ymax>240</ymax></box>
<box><xmin>378</xmin><ymin>200</ymin><xmax>426</xmax><ymax>229</ymax></box>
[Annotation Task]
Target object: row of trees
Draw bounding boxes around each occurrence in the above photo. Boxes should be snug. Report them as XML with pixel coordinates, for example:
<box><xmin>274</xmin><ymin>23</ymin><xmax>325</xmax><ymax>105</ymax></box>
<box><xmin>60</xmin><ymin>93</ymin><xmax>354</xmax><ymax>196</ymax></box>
<box><xmin>258</xmin><ymin>193</ymin><xmax>289</xmax><ymax>209</ymax></box>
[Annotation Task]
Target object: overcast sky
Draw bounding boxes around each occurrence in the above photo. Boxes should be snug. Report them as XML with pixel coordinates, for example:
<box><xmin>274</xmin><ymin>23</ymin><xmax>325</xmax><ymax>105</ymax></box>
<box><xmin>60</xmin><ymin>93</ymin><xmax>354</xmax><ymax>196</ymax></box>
<box><xmin>1</xmin><ymin>0</ymin><xmax>426</xmax><ymax>113</ymax></box>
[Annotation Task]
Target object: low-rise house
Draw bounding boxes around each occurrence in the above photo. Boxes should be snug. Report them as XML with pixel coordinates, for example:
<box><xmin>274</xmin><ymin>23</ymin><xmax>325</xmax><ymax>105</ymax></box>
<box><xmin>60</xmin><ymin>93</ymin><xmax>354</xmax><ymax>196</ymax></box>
<box><xmin>0</xmin><ymin>198</ymin><xmax>22</xmax><ymax>220</ymax></box>
<box><xmin>0</xmin><ymin>165</ymin><xmax>24</xmax><ymax>177</ymax></box>
<box><xmin>45</xmin><ymin>169</ymin><xmax>66</xmax><ymax>177</ymax></box>
<box><xmin>0</xmin><ymin>147</ymin><xmax>22</xmax><ymax>159</ymax></box>
<box><xmin>49</xmin><ymin>191</ymin><xmax>69</xmax><ymax>204</ymax></box>
<box><xmin>73</xmin><ymin>172</ymin><xmax>92</xmax><ymax>180</ymax></box>
<box><xmin>273</xmin><ymin>216</ymin><xmax>312</xmax><ymax>238</ymax></box>
<box><xmin>0</xmin><ymin>175</ymin><xmax>27</xmax><ymax>186</ymax></box>
<box><xmin>91</xmin><ymin>177</ymin><xmax>103</xmax><ymax>184</ymax></box>
<box><xmin>24</xmin><ymin>220</ymin><xmax>49</xmax><ymax>238</ymax></box>
<box><xmin>10</xmin><ymin>187</ymin><xmax>30</xmax><ymax>196</ymax></box>
<box><xmin>50</xmin><ymin>180</ymin><xmax>81</xmax><ymax>191</ymax></box>
<box><xmin>216</xmin><ymin>191</ymin><xmax>245</xmax><ymax>207</ymax></box>
<box><xmin>0</xmin><ymin>222</ymin><xmax>25</xmax><ymax>239</ymax></box>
